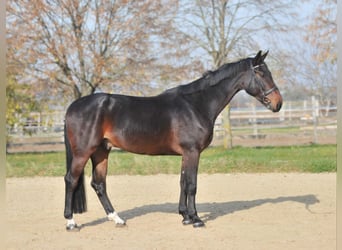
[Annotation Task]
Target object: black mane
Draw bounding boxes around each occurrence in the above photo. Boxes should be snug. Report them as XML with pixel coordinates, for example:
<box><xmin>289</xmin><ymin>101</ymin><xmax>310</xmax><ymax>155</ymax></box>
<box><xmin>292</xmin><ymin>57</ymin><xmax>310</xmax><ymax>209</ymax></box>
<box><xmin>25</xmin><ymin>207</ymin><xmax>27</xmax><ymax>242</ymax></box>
<box><xmin>163</xmin><ymin>57</ymin><xmax>252</xmax><ymax>95</ymax></box>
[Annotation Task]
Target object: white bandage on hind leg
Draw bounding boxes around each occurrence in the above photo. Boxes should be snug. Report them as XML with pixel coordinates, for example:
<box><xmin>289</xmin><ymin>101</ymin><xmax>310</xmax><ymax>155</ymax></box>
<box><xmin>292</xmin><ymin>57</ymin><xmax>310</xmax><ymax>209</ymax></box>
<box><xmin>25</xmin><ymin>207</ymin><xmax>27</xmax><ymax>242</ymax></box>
<box><xmin>107</xmin><ymin>212</ymin><xmax>125</xmax><ymax>225</ymax></box>
<box><xmin>66</xmin><ymin>218</ymin><xmax>76</xmax><ymax>227</ymax></box>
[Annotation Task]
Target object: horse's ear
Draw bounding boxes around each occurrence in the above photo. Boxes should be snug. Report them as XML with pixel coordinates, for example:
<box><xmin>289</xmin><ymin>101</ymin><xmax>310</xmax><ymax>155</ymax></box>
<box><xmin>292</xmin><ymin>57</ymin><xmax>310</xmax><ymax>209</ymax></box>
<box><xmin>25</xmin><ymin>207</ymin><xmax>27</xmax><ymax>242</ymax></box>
<box><xmin>261</xmin><ymin>50</ymin><xmax>269</xmax><ymax>61</ymax></box>
<box><xmin>252</xmin><ymin>50</ymin><xmax>263</xmax><ymax>66</ymax></box>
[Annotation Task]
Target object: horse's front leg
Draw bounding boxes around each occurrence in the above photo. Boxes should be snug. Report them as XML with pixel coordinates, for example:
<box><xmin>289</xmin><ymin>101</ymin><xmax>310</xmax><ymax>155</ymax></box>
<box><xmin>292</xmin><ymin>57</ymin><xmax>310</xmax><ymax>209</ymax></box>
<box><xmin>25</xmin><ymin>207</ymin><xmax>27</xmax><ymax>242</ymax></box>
<box><xmin>90</xmin><ymin>144</ymin><xmax>125</xmax><ymax>226</ymax></box>
<box><xmin>179</xmin><ymin>150</ymin><xmax>205</xmax><ymax>227</ymax></box>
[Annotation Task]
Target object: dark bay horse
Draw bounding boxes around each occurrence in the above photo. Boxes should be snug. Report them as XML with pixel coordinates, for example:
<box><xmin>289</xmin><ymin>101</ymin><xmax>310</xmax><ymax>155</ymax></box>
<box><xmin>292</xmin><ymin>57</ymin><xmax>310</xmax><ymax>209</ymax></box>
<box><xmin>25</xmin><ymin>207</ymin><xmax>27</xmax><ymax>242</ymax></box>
<box><xmin>64</xmin><ymin>51</ymin><xmax>282</xmax><ymax>230</ymax></box>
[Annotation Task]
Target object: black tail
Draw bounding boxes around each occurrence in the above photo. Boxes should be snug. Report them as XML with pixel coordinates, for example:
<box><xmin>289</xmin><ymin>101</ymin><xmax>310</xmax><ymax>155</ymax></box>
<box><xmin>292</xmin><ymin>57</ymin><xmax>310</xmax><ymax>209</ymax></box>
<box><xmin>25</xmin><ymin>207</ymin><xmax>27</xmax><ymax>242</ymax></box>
<box><xmin>64</xmin><ymin>123</ymin><xmax>87</xmax><ymax>214</ymax></box>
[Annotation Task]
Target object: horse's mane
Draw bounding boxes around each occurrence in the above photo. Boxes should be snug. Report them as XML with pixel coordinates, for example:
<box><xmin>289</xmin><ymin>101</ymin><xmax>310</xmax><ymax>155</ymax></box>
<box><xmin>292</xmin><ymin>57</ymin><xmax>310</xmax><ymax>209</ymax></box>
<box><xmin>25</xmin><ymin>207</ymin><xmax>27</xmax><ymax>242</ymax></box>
<box><xmin>163</xmin><ymin>57</ymin><xmax>252</xmax><ymax>95</ymax></box>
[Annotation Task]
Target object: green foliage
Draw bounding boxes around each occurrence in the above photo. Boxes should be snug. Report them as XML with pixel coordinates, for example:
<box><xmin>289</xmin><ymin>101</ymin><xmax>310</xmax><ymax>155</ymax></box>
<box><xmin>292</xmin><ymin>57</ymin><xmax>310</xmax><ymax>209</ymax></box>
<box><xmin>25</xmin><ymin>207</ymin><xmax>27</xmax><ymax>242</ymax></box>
<box><xmin>6</xmin><ymin>76</ymin><xmax>40</xmax><ymax>129</ymax></box>
<box><xmin>6</xmin><ymin>145</ymin><xmax>336</xmax><ymax>177</ymax></box>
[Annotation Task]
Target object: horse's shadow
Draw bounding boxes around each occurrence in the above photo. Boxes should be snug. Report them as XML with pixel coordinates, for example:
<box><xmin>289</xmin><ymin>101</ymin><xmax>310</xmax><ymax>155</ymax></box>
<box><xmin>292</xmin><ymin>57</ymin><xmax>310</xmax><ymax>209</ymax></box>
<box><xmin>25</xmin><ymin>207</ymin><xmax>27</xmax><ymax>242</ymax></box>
<box><xmin>81</xmin><ymin>194</ymin><xmax>319</xmax><ymax>228</ymax></box>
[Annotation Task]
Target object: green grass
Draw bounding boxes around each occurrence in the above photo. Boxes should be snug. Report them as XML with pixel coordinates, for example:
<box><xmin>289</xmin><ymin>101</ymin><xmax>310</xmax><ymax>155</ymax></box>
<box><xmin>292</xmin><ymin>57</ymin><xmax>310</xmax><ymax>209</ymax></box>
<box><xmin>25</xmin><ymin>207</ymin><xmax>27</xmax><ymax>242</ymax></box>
<box><xmin>6</xmin><ymin>144</ymin><xmax>336</xmax><ymax>177</ymax></box>
<box><xmin>200</xmin><ymin>145</ymin><xmax>336</xmax><ymax>173</ymax></box>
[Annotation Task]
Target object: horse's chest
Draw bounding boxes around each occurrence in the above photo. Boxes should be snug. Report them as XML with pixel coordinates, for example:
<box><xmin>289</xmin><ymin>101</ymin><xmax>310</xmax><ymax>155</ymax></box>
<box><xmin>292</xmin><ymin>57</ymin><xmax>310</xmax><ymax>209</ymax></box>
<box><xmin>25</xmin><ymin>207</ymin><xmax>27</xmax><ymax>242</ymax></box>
<box><xmin>174</xmin><ymin>116</ymin><xmax>214</xmax><ymax>149</ymax></box>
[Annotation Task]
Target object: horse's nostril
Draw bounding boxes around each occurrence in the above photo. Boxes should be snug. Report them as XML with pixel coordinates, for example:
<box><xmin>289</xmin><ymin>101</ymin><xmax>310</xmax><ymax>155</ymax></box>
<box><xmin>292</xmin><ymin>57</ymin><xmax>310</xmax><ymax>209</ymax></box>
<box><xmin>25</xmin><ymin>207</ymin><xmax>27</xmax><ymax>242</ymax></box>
<box><xmin>276</xmin><ymin>102</ymin><xmax>282</xmax><ymax>111</ymax></box>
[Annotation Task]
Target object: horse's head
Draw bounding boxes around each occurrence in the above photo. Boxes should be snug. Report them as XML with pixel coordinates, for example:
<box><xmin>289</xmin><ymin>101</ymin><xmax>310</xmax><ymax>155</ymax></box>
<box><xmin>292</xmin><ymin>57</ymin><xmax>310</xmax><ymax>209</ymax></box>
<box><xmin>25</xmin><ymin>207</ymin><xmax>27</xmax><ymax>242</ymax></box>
<box><xmin>244</xmin><ymin>51</ymin><xmax>282</xmax><ymax>112</ymax></box>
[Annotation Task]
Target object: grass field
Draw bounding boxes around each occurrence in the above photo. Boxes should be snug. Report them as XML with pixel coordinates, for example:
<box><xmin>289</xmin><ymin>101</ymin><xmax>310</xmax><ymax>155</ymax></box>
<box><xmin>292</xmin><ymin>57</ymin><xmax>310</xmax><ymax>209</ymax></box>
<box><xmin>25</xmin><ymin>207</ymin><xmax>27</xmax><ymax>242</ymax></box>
<box><xmin>6</xmin><ymin>144</ymin><xmax>336</xmax><ymax>177</ymax></box>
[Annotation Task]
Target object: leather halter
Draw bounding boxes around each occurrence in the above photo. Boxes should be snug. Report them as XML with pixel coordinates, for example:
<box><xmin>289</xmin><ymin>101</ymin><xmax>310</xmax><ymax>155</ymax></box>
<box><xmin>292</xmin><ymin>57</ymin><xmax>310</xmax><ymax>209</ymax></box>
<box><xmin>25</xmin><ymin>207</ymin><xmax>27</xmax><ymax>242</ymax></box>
<box><xmin>252</xmin><ymin>64</ymin><xmax>278</xmax><ymax>102</ymax></box>
<box><xmin>263</xmin><ymin>85</ymin><xmax>278</xmax><ymax>97</ymax></box>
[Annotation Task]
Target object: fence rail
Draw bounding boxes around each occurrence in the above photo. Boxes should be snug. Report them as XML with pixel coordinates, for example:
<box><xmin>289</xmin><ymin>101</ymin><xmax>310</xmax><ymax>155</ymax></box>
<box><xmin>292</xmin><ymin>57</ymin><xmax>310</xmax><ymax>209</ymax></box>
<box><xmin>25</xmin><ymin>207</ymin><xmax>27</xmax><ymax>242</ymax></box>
<box><xmin>7</xmin><ymin>97</ymin><xmax>337</xmax><ymax>153</ymax></box>
<box><xmin>213</xmin><ymin>97</ymin><xmax>337</xmax><ymax>147</ymax></box>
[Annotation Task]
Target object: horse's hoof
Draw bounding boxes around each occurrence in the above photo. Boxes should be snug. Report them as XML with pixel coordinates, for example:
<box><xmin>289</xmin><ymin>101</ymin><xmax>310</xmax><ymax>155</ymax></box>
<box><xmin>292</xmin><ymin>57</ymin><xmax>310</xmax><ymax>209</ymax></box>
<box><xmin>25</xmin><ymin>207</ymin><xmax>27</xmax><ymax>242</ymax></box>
<box><xmin>191</xmin><ymin>216</ymin><xmax>205</xmax><ymax>228</ymax></box>
<box><xmin>182</xmin><ymin>215</ymin><xmax>193</xmax><ymax>225</ymax></box>
<box><xmin>193</xmin><ymin>219</ymin><xmax>205</xmax><ymax>228</ymax></box>
<box><xmin>182</xmin><ymin>218</ymin><xmax>193</xmax><ymax>225</ymax></box>
<box><xmin>115</xmin><ymin>222</ymin><xmax>126</xmax><ymax>228</ymax></box>
<box><xmin>66</xmin><ymin>224</ymin><xmax>81</xmax><ymax>232</ymax></box>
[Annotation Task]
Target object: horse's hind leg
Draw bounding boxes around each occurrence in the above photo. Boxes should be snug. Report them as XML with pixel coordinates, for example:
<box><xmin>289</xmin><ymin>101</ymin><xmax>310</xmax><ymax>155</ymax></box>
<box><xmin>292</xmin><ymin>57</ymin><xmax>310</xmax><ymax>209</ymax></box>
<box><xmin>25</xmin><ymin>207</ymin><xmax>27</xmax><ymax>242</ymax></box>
<box><xmin>90</xmin><ymin>142</ymin><xmax>125</xmax><ymax>225</ymax></box>
<box><xmin>64</xmin><ymin>155</ymin><xmax>88</xmax><ymax>231</ymax></box>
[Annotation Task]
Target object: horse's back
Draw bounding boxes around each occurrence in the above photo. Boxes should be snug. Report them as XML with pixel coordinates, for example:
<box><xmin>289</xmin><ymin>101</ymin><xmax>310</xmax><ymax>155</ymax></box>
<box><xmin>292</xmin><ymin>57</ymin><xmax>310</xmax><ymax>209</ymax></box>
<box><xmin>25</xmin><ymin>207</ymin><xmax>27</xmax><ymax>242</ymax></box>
<box><xmin>66</xmin><ymin>93</ymin><xmax>111</xmax><ymax>115</ymax></box>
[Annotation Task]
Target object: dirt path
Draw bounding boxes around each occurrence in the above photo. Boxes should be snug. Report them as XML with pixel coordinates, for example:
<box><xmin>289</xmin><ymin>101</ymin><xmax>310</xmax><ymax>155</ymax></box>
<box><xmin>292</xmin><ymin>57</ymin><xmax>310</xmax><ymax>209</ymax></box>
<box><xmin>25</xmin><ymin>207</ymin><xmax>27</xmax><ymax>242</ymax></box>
<box><xmin>6</xmin><ymin>174</ymin><xmax>336</xmax><ymax>250</ymax></box>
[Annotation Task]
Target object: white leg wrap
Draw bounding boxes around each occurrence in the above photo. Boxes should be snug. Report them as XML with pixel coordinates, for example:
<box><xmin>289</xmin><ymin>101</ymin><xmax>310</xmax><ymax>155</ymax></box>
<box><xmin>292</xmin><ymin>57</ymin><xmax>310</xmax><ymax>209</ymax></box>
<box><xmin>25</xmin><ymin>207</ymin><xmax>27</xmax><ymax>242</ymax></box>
<box><xmin>107</xmin><ymin>212</ymin><xmax>125</xmax><ymax>225</ymax></box>
<box><xmin>67</xmin><ymin>218</ymin><xmax>76</xmax><ymax>227</ymax></box>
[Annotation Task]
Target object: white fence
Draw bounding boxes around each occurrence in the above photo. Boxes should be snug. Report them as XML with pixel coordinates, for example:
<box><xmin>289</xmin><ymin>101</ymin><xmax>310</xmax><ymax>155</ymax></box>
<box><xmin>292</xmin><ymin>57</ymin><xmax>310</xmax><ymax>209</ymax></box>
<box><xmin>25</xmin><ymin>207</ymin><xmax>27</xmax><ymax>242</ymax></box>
<box><xmin>7</xmin><ymin>97</ymin><xmax>337</xmax><ymax>152</ymax></box>
<box><xmin>213</xmin><ymin>97</ymin><xmax>337</xmax><ymax>147</ymax></box>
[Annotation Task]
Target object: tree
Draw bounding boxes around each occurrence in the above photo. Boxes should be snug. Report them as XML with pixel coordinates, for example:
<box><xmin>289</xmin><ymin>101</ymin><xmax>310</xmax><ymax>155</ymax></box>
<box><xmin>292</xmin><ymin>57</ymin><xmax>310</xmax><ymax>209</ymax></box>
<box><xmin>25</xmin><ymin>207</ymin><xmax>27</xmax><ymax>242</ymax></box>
<box><xmin>304</xmin><ymin>0</ymin><xmax>337</xmax><ymax>111</ymax></box>
<box><xmin>179</xmin><ymin>0</ymin><xmax>299</xmax><ymax>148</ymax></box>
<box><xmin>7</xmin><ymin>0</ymin><xmax>198</xmax><ymax>103</ymax></box>
<box><xmin>6</xmin><ymin>75</ymin><xmax>40</xmax><ymax>134</ymax></box>
<box><xmin>306</xmin><ymin>0</ymin><xmax>337</xmax><ymax>64</ymax></box>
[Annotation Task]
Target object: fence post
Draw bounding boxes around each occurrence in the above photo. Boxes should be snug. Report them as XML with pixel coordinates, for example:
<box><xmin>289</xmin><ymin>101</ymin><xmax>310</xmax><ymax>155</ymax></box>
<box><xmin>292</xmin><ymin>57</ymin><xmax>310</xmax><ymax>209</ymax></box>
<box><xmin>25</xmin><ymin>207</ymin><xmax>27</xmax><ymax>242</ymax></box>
<box><xmin>288</xmin><ymin>102</ymin><xmax>292</xmax><ymax>121</ymax></box>
<box><xmin>279</xmin><ymin>103</ymin><xmax>291</xmax><ymax>122</ymax></box>
<box><xmin>252</xmin><ymin>101</ymin><xmax>258</xmax><ymax>137</ymax></box>
<box><xmin>311</xmin><ymin>96</ymin><xmax>318</xmax><ymax>144</ymax></box>
<box><xmin>37</xmin><ymin>112</ymin><xmax>41</xmax><ymax>134</ymax></box>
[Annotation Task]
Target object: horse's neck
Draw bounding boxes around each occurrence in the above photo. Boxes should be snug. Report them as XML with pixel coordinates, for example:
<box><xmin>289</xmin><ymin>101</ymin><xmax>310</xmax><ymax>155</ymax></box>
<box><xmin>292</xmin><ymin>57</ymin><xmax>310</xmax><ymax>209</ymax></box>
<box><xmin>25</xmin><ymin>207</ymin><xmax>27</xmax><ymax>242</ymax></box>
<box><xmin>186</xmin><ymin>68</ymin><xmax>250</xmax><ymax>123</ymax></box>
<box><xmin>208</xmin><ymin>73</ymin><xmax>246</xmax><ymax>121</ymax></box>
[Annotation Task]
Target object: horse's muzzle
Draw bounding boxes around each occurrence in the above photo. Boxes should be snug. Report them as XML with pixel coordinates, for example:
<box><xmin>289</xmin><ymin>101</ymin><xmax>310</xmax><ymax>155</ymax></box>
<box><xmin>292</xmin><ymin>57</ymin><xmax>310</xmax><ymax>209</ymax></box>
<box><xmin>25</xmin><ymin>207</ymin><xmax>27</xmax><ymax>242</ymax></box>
<box><xmin>263</xmin><ymin>90</ymin><xmax>282</xmax><ymax>112</ymax></box>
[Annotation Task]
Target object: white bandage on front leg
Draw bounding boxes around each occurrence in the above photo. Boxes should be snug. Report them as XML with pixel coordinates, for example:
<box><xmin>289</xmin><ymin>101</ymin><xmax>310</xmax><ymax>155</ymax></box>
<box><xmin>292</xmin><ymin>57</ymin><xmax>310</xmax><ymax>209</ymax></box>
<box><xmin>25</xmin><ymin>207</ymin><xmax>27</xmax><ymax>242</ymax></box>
<box><xmin>107</xmin><ymin>212</ymin><xmax>126</xmax><ymax>225</ymax></box>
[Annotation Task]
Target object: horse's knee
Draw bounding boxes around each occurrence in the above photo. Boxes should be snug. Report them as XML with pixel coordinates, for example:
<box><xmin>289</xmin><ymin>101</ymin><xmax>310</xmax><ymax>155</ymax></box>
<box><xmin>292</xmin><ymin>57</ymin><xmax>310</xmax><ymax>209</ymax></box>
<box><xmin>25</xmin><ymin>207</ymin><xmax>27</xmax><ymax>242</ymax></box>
<box><xmin>91</xmin><ymin>180</ymin><xmax>105</xmax><ymax>196</ymax></box>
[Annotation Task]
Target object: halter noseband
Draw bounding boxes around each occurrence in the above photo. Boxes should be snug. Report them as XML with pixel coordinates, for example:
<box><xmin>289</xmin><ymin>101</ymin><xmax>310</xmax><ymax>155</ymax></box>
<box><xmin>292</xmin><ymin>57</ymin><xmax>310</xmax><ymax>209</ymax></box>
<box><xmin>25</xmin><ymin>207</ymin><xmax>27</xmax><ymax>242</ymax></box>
<box><xmin>263</xmin><ymin>85</ymin><xmax>278</xmax><ymax>96</ymax></box>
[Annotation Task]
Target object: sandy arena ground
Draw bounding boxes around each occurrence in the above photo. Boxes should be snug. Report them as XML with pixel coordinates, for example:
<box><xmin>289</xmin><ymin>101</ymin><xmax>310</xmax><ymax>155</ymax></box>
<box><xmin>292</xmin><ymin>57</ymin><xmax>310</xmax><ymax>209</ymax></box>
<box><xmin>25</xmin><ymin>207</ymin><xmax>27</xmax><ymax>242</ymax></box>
<box><xmin>6</xmin><ymin>174</ymin><xmax>336</xmax><ymax>250</ymax></box>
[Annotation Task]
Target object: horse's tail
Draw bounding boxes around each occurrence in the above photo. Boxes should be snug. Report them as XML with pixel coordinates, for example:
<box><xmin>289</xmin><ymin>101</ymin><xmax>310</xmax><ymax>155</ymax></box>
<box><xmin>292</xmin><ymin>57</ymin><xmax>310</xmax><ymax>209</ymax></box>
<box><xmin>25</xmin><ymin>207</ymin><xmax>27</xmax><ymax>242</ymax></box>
<box><xmin>64</xmin><ymin>122</ymin><xmax>87</xmax><ymax>214</ymax></box>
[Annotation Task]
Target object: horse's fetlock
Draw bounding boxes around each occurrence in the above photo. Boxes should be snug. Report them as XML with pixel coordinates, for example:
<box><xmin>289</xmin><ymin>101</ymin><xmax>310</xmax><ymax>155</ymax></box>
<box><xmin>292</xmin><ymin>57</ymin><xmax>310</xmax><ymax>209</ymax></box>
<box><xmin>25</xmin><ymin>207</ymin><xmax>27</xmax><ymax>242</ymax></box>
<box><xmin>179</xmin><ymin>206</ymin><xmax>187</xmax><ymax>215</ymax></box>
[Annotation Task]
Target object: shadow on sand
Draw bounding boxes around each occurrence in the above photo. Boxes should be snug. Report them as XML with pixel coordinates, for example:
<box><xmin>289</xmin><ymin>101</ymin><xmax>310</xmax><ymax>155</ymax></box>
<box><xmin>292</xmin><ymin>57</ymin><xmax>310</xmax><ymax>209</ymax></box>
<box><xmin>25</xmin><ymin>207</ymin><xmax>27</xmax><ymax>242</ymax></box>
<box><xmin>80</xmin><ymin>194</ymin><xmax>319</xmax><ymax>229</ymax></box>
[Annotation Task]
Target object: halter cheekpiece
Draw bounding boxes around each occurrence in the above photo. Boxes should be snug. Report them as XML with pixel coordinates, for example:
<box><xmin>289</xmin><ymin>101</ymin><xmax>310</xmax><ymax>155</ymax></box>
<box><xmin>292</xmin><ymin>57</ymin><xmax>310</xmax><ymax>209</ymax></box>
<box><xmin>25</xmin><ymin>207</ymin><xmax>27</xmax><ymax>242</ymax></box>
<box><xmin>252</xmin><ymin>63</ymin><xmax>278</xmax><ymax>100</ymax></box>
